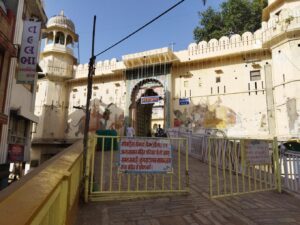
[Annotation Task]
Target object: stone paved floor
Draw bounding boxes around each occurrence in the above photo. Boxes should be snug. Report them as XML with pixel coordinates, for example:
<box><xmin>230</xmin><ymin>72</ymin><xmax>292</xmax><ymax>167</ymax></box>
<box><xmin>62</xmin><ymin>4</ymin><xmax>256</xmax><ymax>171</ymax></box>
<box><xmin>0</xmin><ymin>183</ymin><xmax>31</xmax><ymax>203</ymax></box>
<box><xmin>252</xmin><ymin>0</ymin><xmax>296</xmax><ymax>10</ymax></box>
<box><xmin>76</xmin><ymin>155</ymin><xmax>300</xmax><ymax>225</ymax></box>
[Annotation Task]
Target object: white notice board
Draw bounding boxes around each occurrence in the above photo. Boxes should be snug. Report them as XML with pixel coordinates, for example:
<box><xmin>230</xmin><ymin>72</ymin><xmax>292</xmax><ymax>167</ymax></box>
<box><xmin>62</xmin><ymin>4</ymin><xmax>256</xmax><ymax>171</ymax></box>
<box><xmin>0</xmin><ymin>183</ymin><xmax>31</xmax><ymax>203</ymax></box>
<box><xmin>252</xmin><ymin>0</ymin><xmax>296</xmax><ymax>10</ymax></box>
<box><xmin>244</xmin><ymin>140</ymin><xmax>271</xmax><ymax>165</ymax></box>
<box><xmin>119</xmin><ymin>138</ymin><xmax>172</xmax><ymax>173</ymax></box>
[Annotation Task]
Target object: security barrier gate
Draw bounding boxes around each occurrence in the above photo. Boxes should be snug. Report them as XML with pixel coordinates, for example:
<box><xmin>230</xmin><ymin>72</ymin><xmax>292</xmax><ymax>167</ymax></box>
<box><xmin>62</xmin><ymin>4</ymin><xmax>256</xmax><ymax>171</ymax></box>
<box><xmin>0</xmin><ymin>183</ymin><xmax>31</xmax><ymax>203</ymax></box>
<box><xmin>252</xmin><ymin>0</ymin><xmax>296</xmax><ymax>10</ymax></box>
<box><xmin>85</xmin><ymin>135</ymin><xmax>189</xmax><ymax>201</ymax></box>
<box><xmin>208</xmin><ymin>137</ymin><xmax>281</xmax><ymax>198</ymax></box>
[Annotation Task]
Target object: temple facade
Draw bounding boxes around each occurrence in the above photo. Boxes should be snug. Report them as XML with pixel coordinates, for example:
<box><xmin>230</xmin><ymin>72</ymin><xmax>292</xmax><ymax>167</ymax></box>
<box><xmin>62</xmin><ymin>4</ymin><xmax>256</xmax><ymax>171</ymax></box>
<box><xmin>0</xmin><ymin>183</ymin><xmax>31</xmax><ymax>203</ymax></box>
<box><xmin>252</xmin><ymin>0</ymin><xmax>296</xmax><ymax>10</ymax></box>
<box><xmin>33</xmin><ymin>0</ymin><xmax>300</xmax><ymax>163</ymax></box>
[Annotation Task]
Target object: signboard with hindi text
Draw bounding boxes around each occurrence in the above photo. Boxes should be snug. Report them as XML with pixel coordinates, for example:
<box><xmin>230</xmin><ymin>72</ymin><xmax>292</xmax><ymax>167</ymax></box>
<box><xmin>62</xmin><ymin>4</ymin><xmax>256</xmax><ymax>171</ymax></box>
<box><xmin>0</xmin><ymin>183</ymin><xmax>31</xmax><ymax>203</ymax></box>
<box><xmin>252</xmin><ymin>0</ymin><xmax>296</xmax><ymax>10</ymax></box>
<box><xmin>17</xmin><ymin>21</ymin><xmax>41</xmax><ymax>83</ymax></box>
<box><xmin>119</xmin><ymin>138</ymin><xmax>172</xmax><ymax>173</ymax></box>
<box><xmin>244</xmin><ymin>140</ymin><xmax>271</xmax><ymax>165</ymax></box>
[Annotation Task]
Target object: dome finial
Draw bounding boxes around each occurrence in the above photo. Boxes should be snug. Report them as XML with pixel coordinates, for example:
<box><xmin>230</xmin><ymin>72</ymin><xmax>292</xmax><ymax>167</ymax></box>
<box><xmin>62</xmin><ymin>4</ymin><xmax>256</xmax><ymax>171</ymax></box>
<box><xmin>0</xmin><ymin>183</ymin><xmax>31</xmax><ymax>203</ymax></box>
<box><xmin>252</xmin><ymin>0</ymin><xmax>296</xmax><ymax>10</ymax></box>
<box><xmin>60</xmin><ymin>10</ymin><xmax>64</xmax><ymax>16</ymax></box>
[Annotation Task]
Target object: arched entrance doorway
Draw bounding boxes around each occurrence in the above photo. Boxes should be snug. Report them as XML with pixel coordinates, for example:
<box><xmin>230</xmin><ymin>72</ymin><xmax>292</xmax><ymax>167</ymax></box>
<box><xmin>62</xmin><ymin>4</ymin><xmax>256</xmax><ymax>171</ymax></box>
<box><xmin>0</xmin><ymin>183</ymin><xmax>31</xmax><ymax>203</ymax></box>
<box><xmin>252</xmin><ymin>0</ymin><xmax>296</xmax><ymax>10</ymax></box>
<box><xmin>130</xmin><ymin>79</ymin><xmax>164</xmax><ymax>136</ymax></box>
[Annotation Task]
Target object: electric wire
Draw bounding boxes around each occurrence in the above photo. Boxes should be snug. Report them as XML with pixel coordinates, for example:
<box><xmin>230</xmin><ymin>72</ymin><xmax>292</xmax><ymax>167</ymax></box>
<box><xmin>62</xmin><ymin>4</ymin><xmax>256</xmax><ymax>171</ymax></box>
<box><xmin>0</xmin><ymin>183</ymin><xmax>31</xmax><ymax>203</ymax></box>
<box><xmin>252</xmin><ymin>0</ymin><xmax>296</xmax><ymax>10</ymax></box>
<box><xmin>94</xmin><ymin>0</ymin><xmax>187</xmax><ymax>57</ymax></box>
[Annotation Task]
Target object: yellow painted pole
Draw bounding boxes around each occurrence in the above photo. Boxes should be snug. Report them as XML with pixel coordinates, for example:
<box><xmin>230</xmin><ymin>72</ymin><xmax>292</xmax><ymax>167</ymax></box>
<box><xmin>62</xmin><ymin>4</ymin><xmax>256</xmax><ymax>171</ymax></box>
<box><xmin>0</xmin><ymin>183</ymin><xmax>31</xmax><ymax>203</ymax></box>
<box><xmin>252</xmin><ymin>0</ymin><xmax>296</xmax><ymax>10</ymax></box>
<box><xmin>145</xmin><ymin>174</ymin><xmax>148</xmax><ymax>191</ymax></box>
<box><xmin>253</xmin><ymin>165</ymin><xmax>257</xmax><ymax>191</ymax></box>
<box><xmin>208</xmin><ymin>138</ymin><xmax>213</xmax><ymax>197</ymax></box>
<box><xmin>259</xmin><ymin>164</ymin><xmax>262</xmax><ymax>190</ymax></box>
<box><xmin>109</xmin><ymin>137</ymin><xmax>114</xmax><ymax>192</ymax></box>
<box><xmin>228</xmin><ymin>141</ymin><xmax>233</xmax><ymax>194</ymax></box>
<box><xmin>90</xmin><ymin>134</ymin><xmax>96</xmax><ymax>193</ymax></box>
<box><xmin>233</xmin><ymin>140</ymin><xmax>239</xmax><ymax>193</ymax></box>
<box><xmin>170</xmin><ymin>173</ymin><xmax>173</xmax><ymax>191</ymax></box>
<box><xmin>241</xmin><ymin>139</ymin><xmax>246</xmax><ymax>193</ymax></box>
<box><xmin>222</xmin><ymin>139</ymin><xmax>227</xmax><ymax>195</ymax></box>
<box><xmin>185</xmin><ymin>138</ymin><xmax>189</xmax><ymax>191</ymax></box>
<box><xmin>248</xmin><ymin>164</ymin><xmax>251</xmax><ymax>192</ymax></box>
<box><xmin>100</xmin><ymin>137</ymin><xmax>105</xmax><ymax>192</ymax></box>
<box><xmin>268</xmin><ymin>164</ymin><xmax>272</xmax><ymax>189</ymax></box>
<box><xmin>127</xmin><ymin>174</ymin><xmax>131</xmax><ymax>191</ymax></box>
<box><xmin>84</xmin><ymin>133</ymin><xmax>93</xmax><ymax>202</ymax></box>
<box><xmin>273</xmin><ymin>137</ymin><xmax>281</xmax><ymax>193</ymax></box>
<box><xmin>178</xmin><ymin>139</ymin><xmax>181</xmax><ymax>190</ymax></box>
<box><xmin>136</xmin><ymin>174</ymin><xmax>139</xmax><ymax>191</ymax></box>
<box><xmin>264</xmin><ymin>164</ymin><xmax>268</xmax><ymax>189</ymax></box>
<box><xmin>118</xmin><ymin>173</ymin><xmax>122</xmax><ymax>192</ymax></box>
<box><xmin>215</xmin><ymin>140</ymin><xmax>220</xmax><ymax>196</ymax></box>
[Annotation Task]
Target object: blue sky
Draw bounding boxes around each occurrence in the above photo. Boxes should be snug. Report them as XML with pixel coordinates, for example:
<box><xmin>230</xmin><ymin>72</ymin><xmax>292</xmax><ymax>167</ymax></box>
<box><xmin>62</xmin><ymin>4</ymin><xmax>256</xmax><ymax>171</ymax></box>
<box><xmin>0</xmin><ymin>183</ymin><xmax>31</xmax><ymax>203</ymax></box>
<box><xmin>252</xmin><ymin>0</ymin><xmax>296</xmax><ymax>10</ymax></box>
<box><xmin>45</xmin><ymin>0</ymin><xmax>224</xmax><ymax>64</ymax></box>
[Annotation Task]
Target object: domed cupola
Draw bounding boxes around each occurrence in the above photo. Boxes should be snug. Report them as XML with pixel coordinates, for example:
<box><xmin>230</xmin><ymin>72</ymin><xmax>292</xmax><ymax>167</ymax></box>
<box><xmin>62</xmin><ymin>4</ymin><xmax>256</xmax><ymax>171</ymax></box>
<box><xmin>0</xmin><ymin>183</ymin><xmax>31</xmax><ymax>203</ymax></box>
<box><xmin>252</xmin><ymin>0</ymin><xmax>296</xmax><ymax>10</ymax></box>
<box><xmin>40</xmin><ymin>11</ymin><xmax>78</xmax><ymax>80</ymax></box>
<box><xmin>42</xmin><ymin>10</ymin><xmax>78</xmax><ymax>59</ymax></box>
<box><xmin>47</xmin><ymin>10</ymin><xmax>76</xmax><ymax>33</ymax></box>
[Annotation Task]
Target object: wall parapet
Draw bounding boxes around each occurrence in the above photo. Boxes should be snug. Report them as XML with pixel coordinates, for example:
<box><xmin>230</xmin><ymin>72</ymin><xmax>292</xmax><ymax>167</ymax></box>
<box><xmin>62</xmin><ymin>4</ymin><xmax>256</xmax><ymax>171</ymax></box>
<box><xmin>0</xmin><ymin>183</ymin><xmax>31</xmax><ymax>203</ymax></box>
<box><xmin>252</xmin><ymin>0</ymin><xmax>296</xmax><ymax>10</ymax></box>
<box><xmin>0</xmin><ymin>141</ymin><xmax>83</xmax><ymax>225</ymax></box>
<box><xmin>74</xmin><ymin>58</ymin><xmax>125</xmax><ymax>78</ymax></box>
<box><xmin>187</xmin><ymin>31</ymin><xmax>263</xmax><ymax>59</ymax></box>
<box><xmin>186</xmin><ymin>7</ymin><xmax>300</xmax><ymax>60</ymax></box>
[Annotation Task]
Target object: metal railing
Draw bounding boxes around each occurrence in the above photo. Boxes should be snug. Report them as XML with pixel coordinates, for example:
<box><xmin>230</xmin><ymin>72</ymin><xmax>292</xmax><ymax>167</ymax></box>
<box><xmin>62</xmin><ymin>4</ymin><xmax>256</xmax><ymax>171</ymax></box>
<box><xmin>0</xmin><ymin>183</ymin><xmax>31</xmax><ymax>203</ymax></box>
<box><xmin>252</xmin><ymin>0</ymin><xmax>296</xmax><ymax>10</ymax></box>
<box><xmin>167</xmin><ymin>130</ymin><xmax>283</xmax><ymax>198</ymax></box>
<box><xmin>0</xmin><ymin>141</ymin><xmax>83</xmax><ymax>225</ymax></box>
<box><xmin>85</xmin><ymin>135</ymin><xmax>189</xmax><ymax>201</ymax></box>
<box><xmin>208</xmin><ymin>137</ymin><xmax>280</xmax><ymax>198</ymax></box>
<box><xmin>281</xmin><ymin>151</ymin><xmax>300</xmax><ymax>194</ymax></box>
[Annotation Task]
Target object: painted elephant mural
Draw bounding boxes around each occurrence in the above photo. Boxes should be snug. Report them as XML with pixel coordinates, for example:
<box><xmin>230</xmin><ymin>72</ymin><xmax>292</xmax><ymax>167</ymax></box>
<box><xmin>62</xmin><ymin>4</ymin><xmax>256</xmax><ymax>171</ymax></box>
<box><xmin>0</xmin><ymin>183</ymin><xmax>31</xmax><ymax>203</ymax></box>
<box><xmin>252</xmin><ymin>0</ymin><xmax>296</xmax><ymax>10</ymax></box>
<box><xmin>66</xmin><ymin>98</ymin><xmax>125</xmax><ymax>138</ymax></box>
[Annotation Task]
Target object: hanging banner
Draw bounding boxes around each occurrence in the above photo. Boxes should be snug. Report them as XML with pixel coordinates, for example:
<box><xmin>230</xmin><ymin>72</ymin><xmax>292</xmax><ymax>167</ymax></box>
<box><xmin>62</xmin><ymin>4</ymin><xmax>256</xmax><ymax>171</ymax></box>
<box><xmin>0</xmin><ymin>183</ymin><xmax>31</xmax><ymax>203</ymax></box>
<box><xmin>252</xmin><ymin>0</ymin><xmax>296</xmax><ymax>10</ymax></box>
<box><xmin>141</xmin><ymin>96</ymin><xmax>160</xmax><ymax>104</ymax></box>
<box><xmin>119</xmin><ymin>138</ymin><xmax>172</xmax><ymax>173</ymax></box>
<box><xmin>17</xmin><ymin>21</ymin><xmax>41</xmax><ymax>84</ymax></box>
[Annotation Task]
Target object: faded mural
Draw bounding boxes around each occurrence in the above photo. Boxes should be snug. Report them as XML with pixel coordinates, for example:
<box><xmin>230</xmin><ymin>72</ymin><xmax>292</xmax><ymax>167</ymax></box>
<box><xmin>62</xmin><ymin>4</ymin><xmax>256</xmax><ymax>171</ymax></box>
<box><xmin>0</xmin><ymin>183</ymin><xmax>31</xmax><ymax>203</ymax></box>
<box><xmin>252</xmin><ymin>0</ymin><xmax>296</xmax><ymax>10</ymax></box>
<box><xmin>66</xmin><ymin>98</ymin><xmax>125</xmax><ymax>138</ymax></box>
<box><xmin>174</xmin><ymin>98</ymin><xmax>237</xmax><ymax>132</ymax></box>
<box><xmin>173</xmin><ymin>97</ymin><xmax>270</xmax><ymax>135</ymax></box>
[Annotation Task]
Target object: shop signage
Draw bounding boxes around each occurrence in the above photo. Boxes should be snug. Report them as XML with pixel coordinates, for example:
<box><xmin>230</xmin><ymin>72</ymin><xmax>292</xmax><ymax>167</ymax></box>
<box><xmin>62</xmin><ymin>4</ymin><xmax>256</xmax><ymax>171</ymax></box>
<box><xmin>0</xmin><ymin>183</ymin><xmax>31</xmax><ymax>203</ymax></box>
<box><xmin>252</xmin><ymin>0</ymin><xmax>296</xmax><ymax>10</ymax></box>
<box><xmin>17</xmin><ymin>20</ymin><xmax>41</xmax><ymax>83</ymax></box>
<box><xmin>7</xmin><ymin>144</ymin><xmax>24</xmax><ymax>162</ymax></box>
<box><xmin>141</xmin><ymin>96</ymin><xmax>160</xmax><ymax>104</ymax></box>
<box><xmin>179</xmin><ymin>98</ymin><xmax>189</xmax><ymax>105</ymax></box>
<box><xmin>244</xmin><ymin>140</ymin><xmax>271</xmax><ymax>165</ymax></box>
<box><xmin>119</xmin><ymin>138</ymin><xmax>172</xmax><ymax>173</ymax></box>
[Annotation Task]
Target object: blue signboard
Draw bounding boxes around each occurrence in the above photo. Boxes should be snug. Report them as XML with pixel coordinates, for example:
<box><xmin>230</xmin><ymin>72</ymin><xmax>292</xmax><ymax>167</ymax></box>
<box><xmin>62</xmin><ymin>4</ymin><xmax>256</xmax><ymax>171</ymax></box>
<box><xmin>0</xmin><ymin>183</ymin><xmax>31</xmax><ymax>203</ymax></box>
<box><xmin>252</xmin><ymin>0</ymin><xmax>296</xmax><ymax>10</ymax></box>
<box><xmin>179</xmin><ymin>98</ymin><xmax>189</xmax><ymax>105</ymax></box>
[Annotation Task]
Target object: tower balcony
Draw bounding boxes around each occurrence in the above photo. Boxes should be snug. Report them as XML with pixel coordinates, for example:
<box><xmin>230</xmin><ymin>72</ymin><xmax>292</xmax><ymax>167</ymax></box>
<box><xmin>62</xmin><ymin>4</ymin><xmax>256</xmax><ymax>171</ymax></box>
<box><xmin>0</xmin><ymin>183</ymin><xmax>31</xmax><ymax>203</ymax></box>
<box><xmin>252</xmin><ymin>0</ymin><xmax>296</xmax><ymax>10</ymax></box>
<box><xmin>43</xmin><ymin>43</ymin><xmax>74</xmax><ymax>56</ymax></box>
<box><xmin>262</xmin><ymin>14</ymin><xmax>300</xmax><ymax>47</ymax></box>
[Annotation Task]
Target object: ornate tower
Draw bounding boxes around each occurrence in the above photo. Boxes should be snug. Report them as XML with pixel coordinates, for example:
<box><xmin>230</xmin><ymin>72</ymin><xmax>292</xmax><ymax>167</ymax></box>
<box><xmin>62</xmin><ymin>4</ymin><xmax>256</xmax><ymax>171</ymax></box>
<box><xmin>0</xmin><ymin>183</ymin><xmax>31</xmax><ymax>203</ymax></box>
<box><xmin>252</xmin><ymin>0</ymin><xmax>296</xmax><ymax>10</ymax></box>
<box><xmin>32</xmin><ymin>11</ymin><xmax>78</xmax><ymax>162</ymax></box>
<box><xmin>262</xmin><ymin>0</ymin><xmax>300</xmax><ymax>138</ymax></box>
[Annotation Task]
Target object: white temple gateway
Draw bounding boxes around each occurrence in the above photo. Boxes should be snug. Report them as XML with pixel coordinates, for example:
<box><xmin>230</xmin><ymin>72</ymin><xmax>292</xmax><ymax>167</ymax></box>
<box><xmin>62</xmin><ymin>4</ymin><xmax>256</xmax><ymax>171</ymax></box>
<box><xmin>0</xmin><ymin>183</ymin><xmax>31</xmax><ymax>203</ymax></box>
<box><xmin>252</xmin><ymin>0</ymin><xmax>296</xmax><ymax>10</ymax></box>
<box><xmin>32</xmin><ymin>1</ymin><xmax>300</xmax><ymax>163</ymax></box>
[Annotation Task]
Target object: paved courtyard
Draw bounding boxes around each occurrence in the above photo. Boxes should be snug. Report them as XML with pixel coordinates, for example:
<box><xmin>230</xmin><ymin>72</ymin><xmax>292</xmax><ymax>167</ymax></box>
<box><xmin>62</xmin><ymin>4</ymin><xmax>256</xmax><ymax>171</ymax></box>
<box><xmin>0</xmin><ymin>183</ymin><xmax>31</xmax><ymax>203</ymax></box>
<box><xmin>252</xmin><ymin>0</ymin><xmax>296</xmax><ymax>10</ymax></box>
<box><xmin>76</xmin><ymin>154</ymin><xmax>300</xmax><ymax>225</ymax></box>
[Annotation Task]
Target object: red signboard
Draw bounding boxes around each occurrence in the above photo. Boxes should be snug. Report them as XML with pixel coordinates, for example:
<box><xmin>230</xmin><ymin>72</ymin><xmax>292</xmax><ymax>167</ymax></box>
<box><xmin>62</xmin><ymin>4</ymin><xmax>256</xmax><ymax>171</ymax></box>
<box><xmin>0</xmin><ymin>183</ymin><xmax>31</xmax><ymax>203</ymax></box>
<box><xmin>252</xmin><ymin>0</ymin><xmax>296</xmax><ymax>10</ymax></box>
<box><xmin>7</xmin><ymin>144</ymin><xmax>24</xmax><ymax>162</ymax></box>
<box><xmin>141</xmin><ymin>96</ymin><xmax>160</xmax><ymax>104</ymax></box>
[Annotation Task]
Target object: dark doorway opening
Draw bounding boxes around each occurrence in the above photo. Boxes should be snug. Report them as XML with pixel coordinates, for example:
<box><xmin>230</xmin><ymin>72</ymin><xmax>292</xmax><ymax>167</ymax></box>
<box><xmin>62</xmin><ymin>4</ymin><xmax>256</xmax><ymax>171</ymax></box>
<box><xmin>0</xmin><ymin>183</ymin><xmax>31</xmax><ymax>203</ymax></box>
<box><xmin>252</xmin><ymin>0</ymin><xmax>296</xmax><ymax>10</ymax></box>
<box><xmin>130</xmin><ymin>79</ymin><xmax>165</xmax><ymax>137</ymax></box>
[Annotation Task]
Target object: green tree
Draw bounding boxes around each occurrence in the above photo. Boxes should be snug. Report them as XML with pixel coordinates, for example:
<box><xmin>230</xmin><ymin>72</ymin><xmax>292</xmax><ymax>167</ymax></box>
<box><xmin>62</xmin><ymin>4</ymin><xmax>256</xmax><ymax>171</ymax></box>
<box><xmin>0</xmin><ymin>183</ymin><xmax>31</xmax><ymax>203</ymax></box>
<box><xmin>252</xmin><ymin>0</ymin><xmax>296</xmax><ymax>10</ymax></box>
<box><xmin>193</xmin><ymin>0</ymin><xmax>267</xmax><ymax>43</ymax></box>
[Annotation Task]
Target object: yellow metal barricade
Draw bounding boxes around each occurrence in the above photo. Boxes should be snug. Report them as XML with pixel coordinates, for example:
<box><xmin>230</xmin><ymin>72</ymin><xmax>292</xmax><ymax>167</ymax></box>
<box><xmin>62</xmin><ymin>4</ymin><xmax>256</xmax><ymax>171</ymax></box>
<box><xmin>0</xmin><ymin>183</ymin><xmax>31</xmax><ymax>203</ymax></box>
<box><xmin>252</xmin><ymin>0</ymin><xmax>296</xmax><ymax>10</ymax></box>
<box><xmin>86</xmin><ymin>135</ymin><xmax>189</xmax><ymax>201</ymax></box>
<box><xmin>208</xmin><ymin>137</ymin><xmax>281</xmax><ymax>198</ymax></box>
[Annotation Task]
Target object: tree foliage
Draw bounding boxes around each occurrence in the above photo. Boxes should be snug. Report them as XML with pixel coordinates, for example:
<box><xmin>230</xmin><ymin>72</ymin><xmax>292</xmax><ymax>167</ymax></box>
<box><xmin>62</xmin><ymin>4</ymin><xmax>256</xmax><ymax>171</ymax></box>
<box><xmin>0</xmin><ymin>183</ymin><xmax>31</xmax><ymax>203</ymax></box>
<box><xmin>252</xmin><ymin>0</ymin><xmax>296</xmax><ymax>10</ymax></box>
<box><xmin>193</xmin><ymin>0</ymin><xmax>267</xmax><ymax>43</ymax></box>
